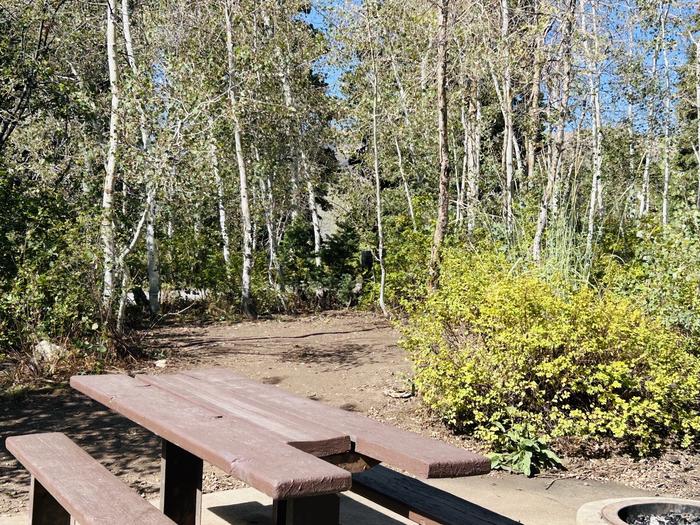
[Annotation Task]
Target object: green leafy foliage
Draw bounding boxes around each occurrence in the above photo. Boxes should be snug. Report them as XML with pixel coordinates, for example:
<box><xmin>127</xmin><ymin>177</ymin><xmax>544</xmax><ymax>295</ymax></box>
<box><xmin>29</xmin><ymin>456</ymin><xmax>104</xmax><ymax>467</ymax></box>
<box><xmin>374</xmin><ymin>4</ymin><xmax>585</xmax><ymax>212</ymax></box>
<box><xmin>278</xmin><ymin>216</ymin><xmax>362</xmax><ymax>310</ymax></box>
<box><xmin>0</xmin><ymin>210</ymin><xmax>101</xmax><ymax>349</ymax></box>
<box><xmin>489</xmin><ymin>422</ymin><xmax>562</xmax><ymax>477</ymax></box>
<box><xmin>401</xmin><ymin>248</ymin><xmax>700</xmax><ymax>455</ymax></box>
<box><xmin>602</xmin><ymin>210</ymin><xmax>700</xmax><ymax>343</ymax></box>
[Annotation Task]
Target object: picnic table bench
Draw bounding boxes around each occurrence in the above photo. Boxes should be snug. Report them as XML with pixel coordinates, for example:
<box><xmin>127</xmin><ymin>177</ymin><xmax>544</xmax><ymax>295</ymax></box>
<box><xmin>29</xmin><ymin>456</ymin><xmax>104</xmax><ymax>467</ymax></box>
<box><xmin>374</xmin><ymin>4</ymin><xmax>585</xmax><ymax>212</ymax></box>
<box><xmin>6</xmin><ymin>432</ymin><xmax>175</xmax><ymax>525</ymax></box>
<box><xmin>9</xmin><ymin>367</ymin><xmax>516</xmax><ymax>525</ymax></box>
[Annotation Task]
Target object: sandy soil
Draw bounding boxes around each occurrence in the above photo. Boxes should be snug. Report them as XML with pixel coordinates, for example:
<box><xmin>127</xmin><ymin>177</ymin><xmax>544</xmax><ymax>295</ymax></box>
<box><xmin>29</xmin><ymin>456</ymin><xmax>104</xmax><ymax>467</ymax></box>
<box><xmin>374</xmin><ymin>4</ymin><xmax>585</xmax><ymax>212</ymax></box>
<box><xmin>1</xmin><ymin>311</ymin><xmax>698</xmax><ymax>516</ymax></box>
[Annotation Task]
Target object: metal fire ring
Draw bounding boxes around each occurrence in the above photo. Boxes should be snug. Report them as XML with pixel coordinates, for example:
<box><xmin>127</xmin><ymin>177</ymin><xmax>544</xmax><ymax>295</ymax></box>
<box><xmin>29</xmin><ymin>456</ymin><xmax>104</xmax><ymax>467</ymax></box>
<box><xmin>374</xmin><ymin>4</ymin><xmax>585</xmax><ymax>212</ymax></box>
<box><xmin>578</xmin><ymin>498</ymin><xmax>700</xmax><ymax>525</ymax></box>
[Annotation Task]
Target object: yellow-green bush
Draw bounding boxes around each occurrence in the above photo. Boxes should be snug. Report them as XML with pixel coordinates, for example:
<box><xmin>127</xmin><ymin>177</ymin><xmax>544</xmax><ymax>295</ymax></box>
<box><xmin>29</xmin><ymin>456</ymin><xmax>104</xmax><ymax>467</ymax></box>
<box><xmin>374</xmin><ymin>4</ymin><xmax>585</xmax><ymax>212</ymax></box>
<box><xmin>401</xmin><ymin>249</ymin><xmax>700</xmax><ymax>454</ymax></box>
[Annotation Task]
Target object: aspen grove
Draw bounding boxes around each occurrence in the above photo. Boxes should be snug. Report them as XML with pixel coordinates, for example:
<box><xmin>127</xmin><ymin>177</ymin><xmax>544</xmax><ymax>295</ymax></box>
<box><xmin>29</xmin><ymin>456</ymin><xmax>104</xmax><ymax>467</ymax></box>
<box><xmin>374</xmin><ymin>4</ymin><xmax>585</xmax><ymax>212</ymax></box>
<box><xmin>3</xmin><ymin>0</ymin><xmax>700</xmax><ymax>456</ymax></box>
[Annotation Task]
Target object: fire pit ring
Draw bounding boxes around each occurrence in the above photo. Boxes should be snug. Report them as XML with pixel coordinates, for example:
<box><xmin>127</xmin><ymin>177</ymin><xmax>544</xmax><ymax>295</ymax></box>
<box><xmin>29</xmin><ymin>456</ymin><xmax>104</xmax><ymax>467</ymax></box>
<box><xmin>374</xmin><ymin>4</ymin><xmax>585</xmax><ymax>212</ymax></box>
<box><xmin>578</xmin><ymin>498</ymin><xmax>700</xmax><ymax>525</ymax></box>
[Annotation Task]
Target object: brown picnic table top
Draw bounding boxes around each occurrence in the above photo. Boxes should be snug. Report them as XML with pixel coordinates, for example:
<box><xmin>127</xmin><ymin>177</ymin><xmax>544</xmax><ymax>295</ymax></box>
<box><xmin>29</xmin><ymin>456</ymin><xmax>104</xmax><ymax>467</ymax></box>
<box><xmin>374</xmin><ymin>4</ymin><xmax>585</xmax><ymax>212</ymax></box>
<box><xmin>70</xmin><ymin>368</ymin><xmax>489</xmax><ymax>501</ymax></box>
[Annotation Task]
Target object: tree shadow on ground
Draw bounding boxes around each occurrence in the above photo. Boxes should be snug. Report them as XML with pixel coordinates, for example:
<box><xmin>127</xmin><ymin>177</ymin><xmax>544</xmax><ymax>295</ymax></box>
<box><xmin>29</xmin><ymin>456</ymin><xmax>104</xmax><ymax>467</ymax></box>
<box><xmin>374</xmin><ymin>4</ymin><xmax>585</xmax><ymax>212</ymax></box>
<box><xmin>278</xmin><ymin>343</ymin><xmax>382</xmax><ymax>371</ymax></box>
<box><xmin>209</xmin><ymin>496</ymin><xmax>409</xmax><ymax>525</ymax></box>
<box><xmin>0</xmin><ymin>387</ymin><xmax>161</xmax><ymax>504</ymax></box>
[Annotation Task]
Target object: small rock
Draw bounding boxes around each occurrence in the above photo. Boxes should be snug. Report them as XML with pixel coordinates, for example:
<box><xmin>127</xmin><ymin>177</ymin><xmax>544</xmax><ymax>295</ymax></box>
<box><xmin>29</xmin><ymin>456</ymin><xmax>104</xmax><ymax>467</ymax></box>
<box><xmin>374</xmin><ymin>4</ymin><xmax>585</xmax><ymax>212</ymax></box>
<box><xmin>154</xmin><ymin>359</ymin><xmax>167</xmax><ymax>368</ymax></box>
<box><xmin>383</xmin><ymin>388</ymin><xmax>414</xmax><ymax>399</ymax></box>
<box><xmin>32</xmin><ymin>340</ymin><xmax>68</xmax><ymax>372</ymax></box>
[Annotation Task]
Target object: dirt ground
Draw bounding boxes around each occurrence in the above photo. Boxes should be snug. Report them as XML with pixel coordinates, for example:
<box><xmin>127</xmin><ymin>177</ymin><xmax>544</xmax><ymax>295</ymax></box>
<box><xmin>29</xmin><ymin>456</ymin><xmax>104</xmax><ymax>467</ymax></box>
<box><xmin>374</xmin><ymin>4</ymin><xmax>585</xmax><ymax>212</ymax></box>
<box><xmin>1</xmin><ymin>311</ymin><xmax>699</xmax><ymax>516</ymax></box>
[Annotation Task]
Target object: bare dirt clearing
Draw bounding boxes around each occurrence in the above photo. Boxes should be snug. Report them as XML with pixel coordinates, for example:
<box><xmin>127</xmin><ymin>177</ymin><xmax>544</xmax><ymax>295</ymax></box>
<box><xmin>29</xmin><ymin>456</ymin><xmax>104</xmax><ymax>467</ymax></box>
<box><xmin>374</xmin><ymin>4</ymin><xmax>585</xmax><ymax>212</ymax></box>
<box><xmin>1</xmin><ymin>311</ymin><xmax>698</xmax><ymax>517</ymax></box>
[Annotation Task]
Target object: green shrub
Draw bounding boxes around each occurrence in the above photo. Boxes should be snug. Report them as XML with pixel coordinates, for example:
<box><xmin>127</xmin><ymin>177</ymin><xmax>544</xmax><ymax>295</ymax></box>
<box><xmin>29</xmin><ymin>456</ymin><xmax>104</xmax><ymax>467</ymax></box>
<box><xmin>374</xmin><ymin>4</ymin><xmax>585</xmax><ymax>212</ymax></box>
<box><xmin>0</xmin><ymin>214</ymin><xmax>102</xmax><ymax>358</ymax></box>
<box><xmin>601</xmin><ymin>210</ymin><xmax>700</xmax><ymax>342</ymax></box>
<box><xmin>401</xmin><ymin>248</ymin><xmax>700</xmax><ymax>455</ymax></box>
<box><xmin>489</xmin><ymin>421</ymin><xmax>562</xmax><ymax>476</ymax></box>
<box><xmin>279</xmin><ymin>216</ymin><xmax>362</xmax><ymax>309</ymax></box>
<box><xmin>362</xmin><ymin>218</ymin><xmax>432</xmax><ymax>310</ymax></box>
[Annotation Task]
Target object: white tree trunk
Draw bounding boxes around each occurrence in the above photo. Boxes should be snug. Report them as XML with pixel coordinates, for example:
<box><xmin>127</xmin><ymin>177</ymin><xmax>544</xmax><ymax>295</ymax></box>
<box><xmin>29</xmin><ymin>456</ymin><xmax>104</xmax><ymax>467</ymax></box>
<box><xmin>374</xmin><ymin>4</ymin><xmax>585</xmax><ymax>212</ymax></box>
<box><xmin>225</xmin><ymin>0</ymin><xmax>255</xmax><ymax>318</ymax></box>
<box><xmin>209</xmin><ymin>120</ymin><xmax>230</xmax><ymax>267</ymax></box>
<box><xmin>366</xmin><ymin>3</ymin><xmax>387</xmax><ymax>315</ymax></box>
<box><xmin>533</xmin><ymin>1</ymin><xmax>575</xmax><ymax>262</ymax></box>
<box><xmin>101</xmin><ymin>0</ymin><xmax>119</xmax><ymax>314</ymax></box>
<box><xmin>501</xmin><ymin>0</ymin><xmax>514</xmax><ymax>235</ymax></box>
<box><xmin>390</xmin><ymin>51</ymin><xmax>416</xmax><ymax>162</ymax></box>
<box><xmin>122</xmin><ymin>0</ymin><xmax>159</xmax><ymax>315</ymax></box>
<box><xmin>584</xmin><ymin>1</ymin><xmax>603</xmax><ymax>265</ymax></box>
<box><xmin>640</xmin><ymin>40</ymin><xmax>660</xmax><ymax>217</ymax></box>
<box><xmin>261</xmin><ymin>175</ymin><xmax>282</xmax><ymax>292</ymax></box>
<box><xmin>466</xmin><ymin>87</ymin><xmax>481</xmax><ymax>236</ymax></box>
<box><xmin>661</xmin><ymin>4</ymin><xmax>671</xmax><ymax>226</ymax></box>
<box><xmin>302</xmin><ymin>152</ymin><xmax>322</xmax><ymax>267</ymax></box>
<box><xmin>526</xmin><ymin>2</ymin><xmax>546</xmax><ymax>187</ymax></box>
<box><xmin>145</xmin><ymin>186</ymin><xmax>160</xmax><ymax>315</ymax></box>
<box><xmin>394</xmin><ymin>135</ymin><xmax>416</xmax><ymax>230</ymax></box>
<box><xmin>641</xmin><ymin>149</ymin><xmax>652</xmax><ymax>216</ymax></box>
<box><xmin>116</xmin><ymin>265</ymin><xmax>130</xmax><ymax>333</ymax></box>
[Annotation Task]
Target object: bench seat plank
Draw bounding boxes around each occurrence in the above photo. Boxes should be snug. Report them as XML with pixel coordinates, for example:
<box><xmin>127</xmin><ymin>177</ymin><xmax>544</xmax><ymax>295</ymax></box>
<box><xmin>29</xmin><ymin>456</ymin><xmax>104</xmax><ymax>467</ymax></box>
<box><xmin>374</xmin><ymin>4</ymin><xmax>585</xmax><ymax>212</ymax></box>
<box><xmin>6</xmin><ymin>433</ymin><xmax>174</xmax><ymax>525</ymax></box>
<box><xmin>70</xmin><ymin>374</ymin><xmax>352</xmax><ymax>499</ymax></box>
<box><xmin>352</xmin><ymin>465</ymin><xmax>521</xmax><ymax>525</ymax></box>
<box><xmin>177</xmin><ymin>368</ymin><xmax>490</xmax><ymax>478</ymax></box>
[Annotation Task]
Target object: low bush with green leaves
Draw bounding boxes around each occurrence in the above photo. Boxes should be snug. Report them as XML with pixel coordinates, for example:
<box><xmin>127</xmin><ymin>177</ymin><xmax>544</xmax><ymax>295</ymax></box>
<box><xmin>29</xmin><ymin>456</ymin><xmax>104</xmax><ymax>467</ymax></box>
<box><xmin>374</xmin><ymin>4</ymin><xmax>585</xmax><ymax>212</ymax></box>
<box><xmin>488</xmin><ymin>421</ymin><xmax>562</xmax><ymax>477</ymax></box>
<box><xmin>401</xmin><ymin>248</ymin><xmax>700</xmax><ymax>455</ymax></box>
<box><xmin>601</xmin><ymin>210</ymin><xmax>700</xmax><ymax>343</ymax></box>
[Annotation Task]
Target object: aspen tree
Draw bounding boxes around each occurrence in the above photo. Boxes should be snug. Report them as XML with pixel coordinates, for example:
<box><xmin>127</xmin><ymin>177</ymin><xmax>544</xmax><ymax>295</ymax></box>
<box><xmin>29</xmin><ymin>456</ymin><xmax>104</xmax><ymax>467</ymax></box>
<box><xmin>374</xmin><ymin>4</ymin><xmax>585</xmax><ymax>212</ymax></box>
<box><xmin>428</xmin><ymin>0</ymin><xmax>451</xmax><ymax>288</ymax></box>
<box><xmin>224</xmin><ymin>0</ymin><xmax>255</xmax><ymax>319</ymax></box>
<box><xmin>101</xmin><ymin>0</ymin><xmax>119</xmax><ymax>314</ymax></box>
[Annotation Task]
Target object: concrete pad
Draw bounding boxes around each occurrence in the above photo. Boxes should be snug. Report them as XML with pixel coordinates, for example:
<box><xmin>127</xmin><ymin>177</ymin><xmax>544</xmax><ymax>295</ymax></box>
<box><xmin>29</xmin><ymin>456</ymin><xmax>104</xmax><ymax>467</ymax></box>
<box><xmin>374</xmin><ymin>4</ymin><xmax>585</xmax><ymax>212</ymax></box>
<box><xmin>0</xmin><ymin>473</ymin><xmax>655</xmax><ymax>525</ymax></box>
<box><xmin>426</xmin><ymin>473</ymin><xmax>653</xmax><ymax>525</ymax></box>
<box><xmin>204</xmin><ymin>487</ymin><xmax>412</xmax><ymax>525</ymax></box>
<box><xmin>0</xmin><ymin>488</ymin><xmax>411</xmax><ymax>525</ymax></box>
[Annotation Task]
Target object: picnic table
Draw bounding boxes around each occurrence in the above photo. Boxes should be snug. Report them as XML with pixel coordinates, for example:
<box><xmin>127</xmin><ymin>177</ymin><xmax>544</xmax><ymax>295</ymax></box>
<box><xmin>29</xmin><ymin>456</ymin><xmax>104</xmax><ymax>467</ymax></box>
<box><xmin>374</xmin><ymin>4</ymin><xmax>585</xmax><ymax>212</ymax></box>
<box><xmin>69</xmin><ymin>367</ymin><xmax>494</xmax><ymax>525</ymax></box>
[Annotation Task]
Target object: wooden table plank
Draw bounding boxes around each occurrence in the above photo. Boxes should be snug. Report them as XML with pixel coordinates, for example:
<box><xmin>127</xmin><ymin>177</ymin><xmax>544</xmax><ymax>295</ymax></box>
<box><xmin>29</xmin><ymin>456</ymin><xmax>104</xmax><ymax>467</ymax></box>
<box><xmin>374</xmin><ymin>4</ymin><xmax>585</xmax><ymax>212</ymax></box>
<box><xmin>137</xmin><ymin>373</ymin><xmax>349</xmax><ymax>457</ymax></box>
<box><xmin>70</xmin><ymin>374</ymin><xmax>352</xmax><ymax>499</ymax></box>
<box><xmin>170</xmin><ymin>368</ymin><xmax>491</xmax><ymax>478</ymax></box>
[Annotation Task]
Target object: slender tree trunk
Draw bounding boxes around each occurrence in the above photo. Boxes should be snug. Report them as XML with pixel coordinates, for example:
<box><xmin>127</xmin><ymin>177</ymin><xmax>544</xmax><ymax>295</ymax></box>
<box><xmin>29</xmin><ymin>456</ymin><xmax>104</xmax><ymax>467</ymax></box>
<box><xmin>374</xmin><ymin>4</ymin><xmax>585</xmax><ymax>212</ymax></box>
<box><xmin>584</xmin><ymin>1</ymin><xmax>603</xmax><ymax>267</ymax></box>
<box><xmin>501</xmin><ymin>0</ymin><xmax>514</xmax><ymax>235</ymax></box>
<box><xmin>526</xmin><ymin>4</ymin><xmax>547</xmax><ymax>187</ymax></box>
<box><xmin>394</xmin><ymin>135</ymin><xmax>416</xmax><ymax>230</ymax></box>
<box><xmin>627</xmin><ymin>21</ymin><xmax>636</xmax><ymax>214</ymax></box>
<box><xmin>428</xmin><ymin>0</ymin><xmax>451</xmax><ymax>289</ymax></box>
<box><xmin>263</xmin><ymin>6</ymin><xmax>320</xmax><ymax>261</ymax></box>
<box><xmin>209</xmin><ymin>121</ymin><xmax>230</xmax><ymax>267</ymax></box>
<box><xmin>116</xmin><ymin>265</ymin><xmax>130</xmax><ymax>333</ymax></box>
<box><xmin>366</xmin><ymin>3</ymin><xmax>387</xmax><ymax>315</ymax></box>
<box><xmin>122</xmin><ymin>0</ymin><xmax>160</xmax><ymax>315</ymax></box>
<box><xmin>371</xmin><ymin>82</ymin><xmax>387</xmax><ymax>317</ymax></box>
<box><xmin>303</xmin><ymin>157</ymin><xmax>322</xmax><ymax>268</ymax></box>
<box><xmin>457</xmin><ymin>101</ymin><xmax>468</xmax><ymax>226</ymax></box>
<box><xmin>145</xmin><ymin>186</ymin><xmax>160</xmax><ymax>314</ymax></box>
<box><xmin>225</xmin><ymin>0</ymin><xmax>255</xmax><ymax>319</ymax></box>
<box><xmin>640</xmin><ymin>41</ymin><xmax>660</xmax><ymax>217</ymax></box>
<box><xmin>662</xmin><ymin>8</ymin><xmax>671</xmax><ymax>226</ymax></box>
<box><xmin>101</xmin><ymin>0</ymin><xmax>119</xmax><ymax>315</ymax></box>
<box><xmin>641</xmin><ymin>149</ymin><xmax>652</xmax><ymax>216</ymax></box>
<box><xmin>261</xmin><ymin>175</ymin><xmax>283</xmax><ymax>296</ymax></box>
<box><xmin>532</xmin><ymin>0</ymin><xmax>576</xmax><ymax>263</ymax></box>
<box><xmin>467</xmin><ymin>86</ymin><xmax>481</xmax><ymax>236</ymax></box>
<box><xmin>389</xmin><ymin>51</ymin><xmax>416</xmax><ymax>161</ymax></box>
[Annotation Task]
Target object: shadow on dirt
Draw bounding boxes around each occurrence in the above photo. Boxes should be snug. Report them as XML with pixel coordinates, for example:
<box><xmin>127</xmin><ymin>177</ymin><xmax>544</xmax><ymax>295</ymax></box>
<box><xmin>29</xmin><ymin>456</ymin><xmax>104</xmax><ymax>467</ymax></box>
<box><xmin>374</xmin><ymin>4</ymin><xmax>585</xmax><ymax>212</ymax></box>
<box><xmin>0</xmin><ymin>388</ymin><xmax>161</xmax><ymax>501</ymax></box>
<box><xmin>278</xmin><ymin>343</ymin><xmax>382</xmax><ymax>371</ymax></box>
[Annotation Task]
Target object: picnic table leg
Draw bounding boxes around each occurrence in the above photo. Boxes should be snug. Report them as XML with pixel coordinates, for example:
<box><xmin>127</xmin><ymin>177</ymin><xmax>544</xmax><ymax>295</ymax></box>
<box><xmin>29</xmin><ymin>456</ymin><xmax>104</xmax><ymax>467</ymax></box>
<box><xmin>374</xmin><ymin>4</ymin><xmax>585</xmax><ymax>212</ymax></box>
<box><xmin>273</xmin><ymin>494</ymin><xmax>340</xmax><ymax>525</ymax></box>
<box><xmin>29</xmin><ymin>476</ymin><xmax>71</xmax><ymax>525</ymax></box>
<box><xmin>160</xmin><ymin>439</ymin><xmax>203</xmax><ymax>525</ymax></box>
